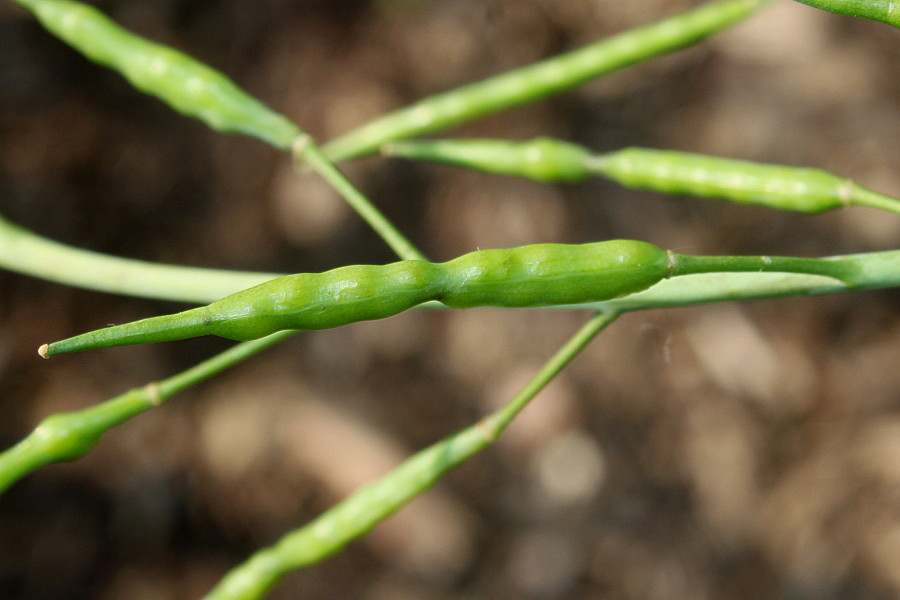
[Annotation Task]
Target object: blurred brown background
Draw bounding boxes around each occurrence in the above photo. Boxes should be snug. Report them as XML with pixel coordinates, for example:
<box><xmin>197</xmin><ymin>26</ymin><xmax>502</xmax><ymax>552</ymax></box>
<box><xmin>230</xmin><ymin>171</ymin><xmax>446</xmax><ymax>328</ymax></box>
<box><xmin>1</xmin><ymin>1</ymin><xmax>899</xmax><ymax>599</ymax></box>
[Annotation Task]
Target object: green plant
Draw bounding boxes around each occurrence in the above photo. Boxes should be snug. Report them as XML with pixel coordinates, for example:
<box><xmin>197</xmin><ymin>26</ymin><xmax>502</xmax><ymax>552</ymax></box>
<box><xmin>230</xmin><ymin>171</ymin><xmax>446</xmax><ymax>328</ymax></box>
<box><xmin>41</xmin><ymin>239</ymin><xmax>671</xmax><ymax>354</ymax></box>
<box><xmin>2</xmin><ymin>1</ymin><xmax>898</xmax><ymax>598</ymax></box>
<box><xmin>13</xmin><ymin>0</ymin><xmax>300</xmax><ymax>147</ymax></box>
<box><xmin>41</xmin><ymin>239</ymin><xmax>899</xmax><ymax>356</ymax></box>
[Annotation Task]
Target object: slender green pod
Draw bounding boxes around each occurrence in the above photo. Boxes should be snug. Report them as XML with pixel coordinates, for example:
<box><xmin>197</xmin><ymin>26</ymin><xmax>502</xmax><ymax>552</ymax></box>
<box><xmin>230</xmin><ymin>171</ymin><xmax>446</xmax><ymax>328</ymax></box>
<box><xmin>41</xmin><ymin>240</ymin><xmax>671</xmax><ymax>356</ymax></box>
<box><xmin>384</xmin><ymin>137</ymin><xmax>593</xmax><ymax>183</ymax></box>
<box><xmin>322</xmin><ymin>0</ymin><xmax>771</xmax><ymax>162</ymax></box>
<box><xmin>791</xmin><ymin>0</ymin><xmax>899</xmax><ymax>28</ymax></box>
<box><xmin>41</xmin><ymin>240</ymin><xmax>865</xmax><ymax>357</ymax></box>
<box><xmin>591</xmin><ymin>147</ymin><xmax>900</xmax><ymax>214</ymax></box>
<box><xmin>385</xmin><ymin>138</ymin><xmax>900</xmax><ymax>215</ymax></box>
<box><xmin>204</xmin><ymin>420</ymin><xmax>493</xmax><ymax>600</ymax></box>
<box><xmin>13</xmin><ymin>0</ymin><xmax>301</xmax><ymax>148</ymax></box>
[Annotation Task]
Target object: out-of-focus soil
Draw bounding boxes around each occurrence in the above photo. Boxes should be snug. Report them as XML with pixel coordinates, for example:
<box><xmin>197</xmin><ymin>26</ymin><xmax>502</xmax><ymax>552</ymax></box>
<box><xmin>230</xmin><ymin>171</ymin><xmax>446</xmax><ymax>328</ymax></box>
<box><xmin>1</xmin><ymin>1</ymin><xmax>899</xmax><ymax>599</ymax></box>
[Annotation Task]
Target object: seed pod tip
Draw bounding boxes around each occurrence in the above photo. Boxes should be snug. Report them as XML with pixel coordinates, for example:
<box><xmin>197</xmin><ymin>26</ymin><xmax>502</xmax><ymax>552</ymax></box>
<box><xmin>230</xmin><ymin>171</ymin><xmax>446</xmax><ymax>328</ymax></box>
<box><xmin>38</xmin><ymin>344</ymin><xmax>50</xmax><ymax>359</ymax></box>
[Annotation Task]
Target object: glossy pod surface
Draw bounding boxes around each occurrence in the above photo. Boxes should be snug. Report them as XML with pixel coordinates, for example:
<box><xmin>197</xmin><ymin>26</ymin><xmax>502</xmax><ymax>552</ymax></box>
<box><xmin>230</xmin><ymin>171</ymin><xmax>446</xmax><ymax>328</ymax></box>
<box><xmin>386</xmin><ymin>138</ymin><xmax>593</xmax><ymax>183</ymax></box>
<box><xmin>43</xmin><ymin>240</ymin><xmax>671</xmax><ymax>355</ymax></box>
<box><xmin>593</xmin><ymin>148</ymin><xmax>852</xmax><ymax>213</ymax></box>
<box><xmin>388</xmin><ymin>139</ymin><xmax>900</xmax><ymax>215</ymax></box>
<box><xmin>439</xmin><ymin>241</ymin><xmax>668</xmax><ymax>308</ymax></box>
<box><xmin>15</xmin><ymin>0</ymin><xmax>300</xmax><ymax>147</ymax></box>
<box><xmin>208</xmin><ymin>261</ymin><xmax>445</xmax><ymax>341</ymax></box>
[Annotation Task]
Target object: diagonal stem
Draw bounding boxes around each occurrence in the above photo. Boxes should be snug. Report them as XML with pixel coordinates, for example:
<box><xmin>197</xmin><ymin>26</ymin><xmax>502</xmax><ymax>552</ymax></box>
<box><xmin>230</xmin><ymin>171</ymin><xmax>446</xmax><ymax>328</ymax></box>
<box><xmin>0</xmin><ymin>330</ymin><xmax>296</xmax><ymax>495</ymax></box>
<box><xmin>294</xmin><ymin>135</ymin><xmax>427</xmax><ymax>262</ymax></box>
<box><xmin>322</xmin><ymin>0</ymin><xmax>772</xmax><ymax>161</ymax></box>
<box><xmin>201</xmin><ymin>311</ymin><xmax>618</xmax><ymax>600</ymax></box>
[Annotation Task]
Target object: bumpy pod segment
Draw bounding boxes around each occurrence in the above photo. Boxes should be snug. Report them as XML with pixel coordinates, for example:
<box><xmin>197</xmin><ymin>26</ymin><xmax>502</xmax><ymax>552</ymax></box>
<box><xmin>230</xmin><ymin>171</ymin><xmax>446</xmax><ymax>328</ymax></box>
<box><xmin>41</xmin><ymin>240</ymin><xmax>671</xmax><ymax>356</ymax></box>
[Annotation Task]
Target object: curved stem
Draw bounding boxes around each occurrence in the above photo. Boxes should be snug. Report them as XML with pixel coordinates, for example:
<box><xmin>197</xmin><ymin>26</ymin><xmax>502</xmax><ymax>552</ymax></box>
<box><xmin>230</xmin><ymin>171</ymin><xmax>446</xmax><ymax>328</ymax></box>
<box><xmin>0</xmin><ymin>214</ymin><xmax>282</xmax><ymax>304</ymax></box>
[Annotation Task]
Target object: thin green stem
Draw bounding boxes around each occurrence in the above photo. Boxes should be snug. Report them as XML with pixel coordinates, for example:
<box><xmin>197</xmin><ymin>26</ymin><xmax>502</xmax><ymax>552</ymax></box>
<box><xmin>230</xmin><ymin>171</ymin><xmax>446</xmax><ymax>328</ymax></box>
<box><xmin>0</xmin><ymin>330</ymin><xmax>295</xmax><ymax>495</ymax></box>
<box><xmin>294</xmin><ymin>135</ymin><xmax>427</xmax><ymax>262</ymax></box>
<box><xmin>322</xmin><ymin>0</ymin><xmax>771</xmax><ymax>162</ymax></box>
<box><xmin>851</xmin><ymin>185</ymin><xmax>900</xmax><ymax>214</ymax></box>
<box><xmin>480</xmin><ymin>311</ymin><xmax>618</xmax><ymax>437</ymax></box>
<box><xmin>670</xmin><ymin>252</ymin><xmax>858</xmax><ymax>283</ymax></box>
<box><xmin>202</xmin><ymin>311</ymin><xmax>617</xmax><ymax>600</ymax></box>
<box><xmin>5</xmin><ymin>209</ymin><xmax>896</xmax><ymax>319</ymax></box>
<box><xmin>0</xmin><ymin>213</ymin><xmax>282</xmax><ymax>304</ymax></box>
<box><xmin>568</xmin><ymin>249</ymin><xmax>900</xmax><ymax>312</ymax></box>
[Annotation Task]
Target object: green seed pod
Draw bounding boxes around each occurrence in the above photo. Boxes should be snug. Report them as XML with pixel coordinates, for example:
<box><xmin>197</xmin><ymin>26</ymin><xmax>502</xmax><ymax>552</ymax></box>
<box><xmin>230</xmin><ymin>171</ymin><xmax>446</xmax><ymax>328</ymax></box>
<box><xmin>791</xmin><ymin>0</ymin><xmax>898</xmax><ymax>28</ymax></box>
<box><xmin>15</xmin><ymin>0</ymin><xmax>300</xmax><ymax>148</ymax></box>
<box><xmin>384</xmin><ymin>140</ymin><xmax>900</xmax><ymax>214</ymax></box>
<box><xmin>41</xmin><ymin>240</ymin><xmax>671</xmax><ymax>356</ymax></box>
<box><xmin>385</xmin><ymin>138</ymin><xmax>593</xmax><ymax>183</ymax></box>
<box><xmin>592</xmin><ymin>148</ymin><xmax>856</xmax><ymax>213</ymax></box>
<box><xmin>206</xmin><ymin>261</ymin><xmax>444</xmax><ymax>341</ymax></box>
<box><xmin>439</xmin><ymin>241</ymin><xmax>669</xmax><ymax>308</ymax></box>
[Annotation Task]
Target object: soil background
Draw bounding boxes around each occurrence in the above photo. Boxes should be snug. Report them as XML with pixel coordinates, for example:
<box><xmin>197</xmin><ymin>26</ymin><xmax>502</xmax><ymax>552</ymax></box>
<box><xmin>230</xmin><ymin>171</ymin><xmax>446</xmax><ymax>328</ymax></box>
<box><xmin>1</xmin><ymin>1</ymin><xmax>899</xmax><ymax>599</ymax></box>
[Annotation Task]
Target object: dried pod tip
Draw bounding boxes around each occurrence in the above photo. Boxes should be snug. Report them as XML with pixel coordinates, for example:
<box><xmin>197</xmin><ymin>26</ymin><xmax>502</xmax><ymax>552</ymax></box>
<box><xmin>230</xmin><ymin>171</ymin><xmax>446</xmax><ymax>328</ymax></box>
<box><xmin>38</xmin><ymin>344</ymin><xmax>50</xmax><ymax>359</ymax></box>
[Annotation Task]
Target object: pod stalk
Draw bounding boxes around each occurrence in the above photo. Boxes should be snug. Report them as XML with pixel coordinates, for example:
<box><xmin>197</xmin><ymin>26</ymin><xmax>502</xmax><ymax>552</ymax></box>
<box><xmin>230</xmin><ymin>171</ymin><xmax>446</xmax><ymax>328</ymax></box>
<box><xmin>671</xmin><ymin>253</ymin><xmax>857</xmax><ymax>283</ymax></box>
